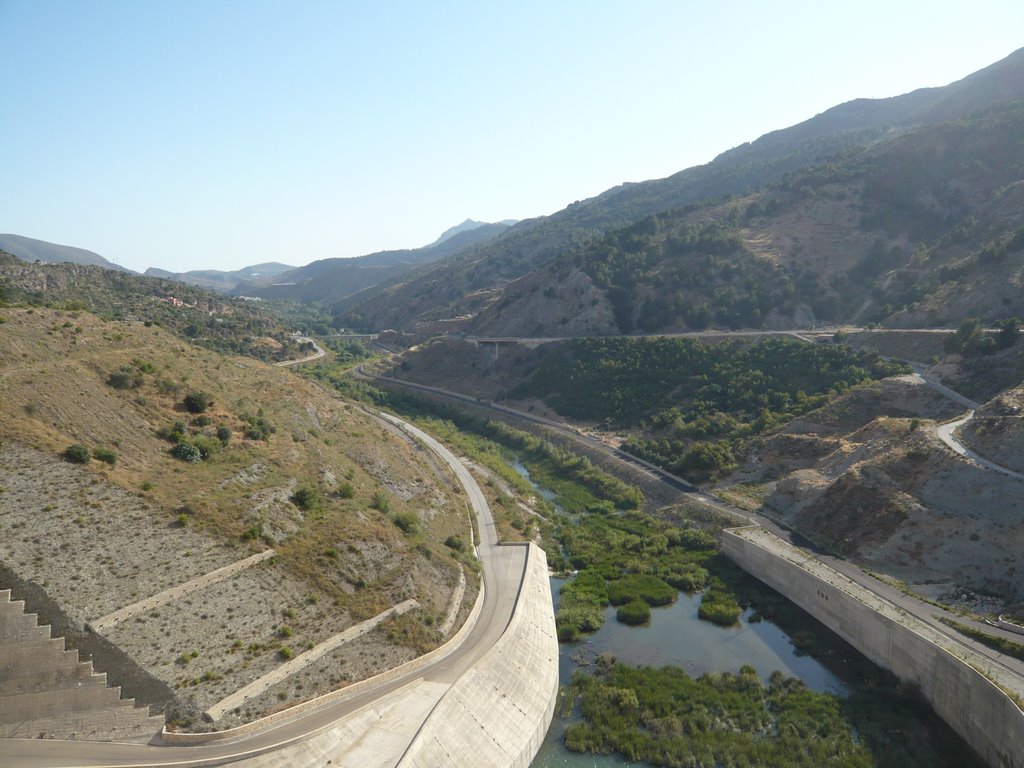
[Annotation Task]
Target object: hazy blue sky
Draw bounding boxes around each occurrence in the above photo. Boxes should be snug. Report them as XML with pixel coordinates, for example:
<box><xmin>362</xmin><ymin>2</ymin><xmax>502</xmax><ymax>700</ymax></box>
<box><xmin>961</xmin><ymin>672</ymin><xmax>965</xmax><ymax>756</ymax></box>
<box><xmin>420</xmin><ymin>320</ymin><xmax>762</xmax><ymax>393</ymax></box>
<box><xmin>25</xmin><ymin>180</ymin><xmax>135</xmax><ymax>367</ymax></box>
<box><xmin>2</xmin><ymin>1</ymin><xmax>1022</xmax><ymax>273</ymax></box>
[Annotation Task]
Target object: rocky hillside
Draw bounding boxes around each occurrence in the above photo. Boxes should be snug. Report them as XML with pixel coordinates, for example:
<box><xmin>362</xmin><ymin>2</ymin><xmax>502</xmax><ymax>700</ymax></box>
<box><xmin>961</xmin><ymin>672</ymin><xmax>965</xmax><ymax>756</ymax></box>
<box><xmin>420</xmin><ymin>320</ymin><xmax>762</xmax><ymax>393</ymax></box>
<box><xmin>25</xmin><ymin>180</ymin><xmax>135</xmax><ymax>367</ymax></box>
<box><xmin>0</xmin><ymin>307</ymin><xmax>473</xmax><ymax>727</ymax></box>
<box><xmin>765</xmin><ymin>410</ymin><xmax>1024</xmax><ymax>602</ymax></box>
<box><xmin>0</xmin><ymin>233</ymin><xmax>132</xmax><ymax>273</ymax></box>
<box><xmin>461</xmin><ymin>99</ymin><xmax>1024</xmax><ymax>337</ymax></box>
<box><xmin>338</xmin><ymin>48</ymin><xmax>1024</xmax><ymax>334</ymax></box>
<box><xmin>960</xmin><ymin>384</ymin><xmax>1024</xmax><ymax>473</ymax></box>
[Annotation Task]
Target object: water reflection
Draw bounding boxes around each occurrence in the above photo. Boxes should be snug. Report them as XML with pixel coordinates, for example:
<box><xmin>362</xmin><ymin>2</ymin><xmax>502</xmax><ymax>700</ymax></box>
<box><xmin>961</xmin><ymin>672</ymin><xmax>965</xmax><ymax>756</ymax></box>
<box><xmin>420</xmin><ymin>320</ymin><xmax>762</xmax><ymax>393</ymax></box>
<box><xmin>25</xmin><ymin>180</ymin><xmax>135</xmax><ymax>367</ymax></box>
<box><xmin>533</xmin><ymin>577</ymin><xmax>849</xmax><ymax>766</ymax></box>
<box><xmin>516</xmin><ymin>461</ymin><xmax>846</xmax><ymax>766</ymax></box>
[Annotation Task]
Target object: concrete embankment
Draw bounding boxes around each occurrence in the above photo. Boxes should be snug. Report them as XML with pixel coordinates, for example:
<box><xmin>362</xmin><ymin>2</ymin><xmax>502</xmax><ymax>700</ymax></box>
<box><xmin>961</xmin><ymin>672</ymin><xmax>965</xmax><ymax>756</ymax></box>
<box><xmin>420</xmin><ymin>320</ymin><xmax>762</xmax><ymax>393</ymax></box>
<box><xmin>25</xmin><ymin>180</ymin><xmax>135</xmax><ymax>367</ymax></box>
<box><xmin>723</xmin><ymin>527</ymin><xmax>1024</xmax><ymax>768</ymax></box>
<box><xmin>397</xmin><ymin>542</ymin><xmax>558</xmax><ymax>768</ymax></box>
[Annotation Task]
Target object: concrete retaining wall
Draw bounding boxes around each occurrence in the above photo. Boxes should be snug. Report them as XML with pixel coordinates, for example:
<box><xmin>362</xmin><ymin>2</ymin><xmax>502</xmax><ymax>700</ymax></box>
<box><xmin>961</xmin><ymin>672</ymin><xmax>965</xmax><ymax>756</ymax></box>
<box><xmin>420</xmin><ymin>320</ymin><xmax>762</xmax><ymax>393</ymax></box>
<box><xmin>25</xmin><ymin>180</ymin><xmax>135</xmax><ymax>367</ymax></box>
<box><xmin>723</xmin><ymin>528</ymin><xmax>1024</xmax><ymax>768</ymax></box>
<box><xmin>998</xmin><ymin>616</ymin><xmax>1024</xmax><ymax>637</ymax></box>
<box><xmin>397</xmin><ymin>542</ymin><xmax>558</xmax><ymax>768</ymax></box>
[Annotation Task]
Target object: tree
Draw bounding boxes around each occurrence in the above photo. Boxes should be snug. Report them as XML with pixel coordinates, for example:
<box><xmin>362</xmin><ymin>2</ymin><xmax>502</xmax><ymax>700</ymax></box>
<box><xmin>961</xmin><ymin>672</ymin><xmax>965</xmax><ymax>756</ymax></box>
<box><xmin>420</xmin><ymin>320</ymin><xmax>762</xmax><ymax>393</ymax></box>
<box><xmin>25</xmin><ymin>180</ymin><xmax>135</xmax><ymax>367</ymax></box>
<box><xmin>944</xmin><ymin>318</ymin><xmax>985</xmax><ymax>355</ymax></box>
<box><xmin>170</xmin><ymin>442</ymin><xmax>202</xmax><ymax>463</ymax></box>
<box><xmin>997</xmin><ymin>317</ymin><xmax>1021</xmax><ymax>349</ymax></box>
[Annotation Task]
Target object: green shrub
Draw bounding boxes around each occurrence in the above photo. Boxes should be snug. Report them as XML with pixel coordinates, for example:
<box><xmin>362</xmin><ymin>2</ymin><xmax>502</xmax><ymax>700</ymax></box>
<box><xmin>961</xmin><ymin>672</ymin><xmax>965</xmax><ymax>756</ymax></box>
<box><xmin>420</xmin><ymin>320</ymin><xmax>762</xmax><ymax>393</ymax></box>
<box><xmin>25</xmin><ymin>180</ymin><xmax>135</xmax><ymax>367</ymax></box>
<box><xmin>556</xmin><ymin>568</ymin><xmax>609</xmax><ymax>639</ymax></box>
<box><xmin>242</xmin><ymin>412</ymin><xmax>275</xmax><ymax>440</ymax></box>
<box><xmin>183</xmin><ymin>391</ymin><xmax>212</xmax><ymax>414</ymax></box>
<box><xmin>291</xmin><ymin>485</ymin><xmax>321</xmax><ymax>512</ymax></box>
<box><xmin>336</xmin><ymin>481</ymin><xmax>355</xmax><ymax>499</ymax></box>
<box><xmin>277</xmin><ymin>646</ymin><xmax>294</xmax><ymax>660</ymax></box>
<box><xmin>392</xmin><ymin>512</ymin><xmax>419</xmax><ymax>534</ymax></box>
<box><xmin>157</xmin><ymin>377</ymin><xmax>181</xmax><ymax>396</ymax></box>
<box><xmin>92</xmin><ymin>447</ymin><xmax>117</xmax><ymax>465</ymax></box>
<box><xmin>216</xmin><ymin>425</ymin><xmax>232</xmax><ymax>444</ymax></box>
<box><xmin>557</xmin><ymin>622</ymin><xmax>580</xmax><ymax>642</ymax></box>
<box><xmin>606</xmin><ymin>574</ymin><xmax>676</xmax><ymax>607</ymax></box>
<box><xmin>444</xmin><ymin>535</ymin><xmax>466</xmax><ymax>552</ymax></box>
<box><xmin>62</xmin><ymin>444</ymin><xmax>91</xmax><ymax>464</ymax></box>
<box><xmin>616</xmin><ymin>599</ymin><xmax>651</xmax><ymax>625</ymax></box>
<box><xmin>371</xmin><ymin>490</ymin><xmax>391</xmax><ymax>512</ymax></box>
<box><xmin>698</xmin><ymin>579</ymin><xmax>742</xmax><ymax>626</ymax></box>
<box><xmin>106</xmin><ymin>368</ymin><xmax>141</xmax><ymax>389</ymax></box>
<box><xmin>170</xmin><ymin>442</ymin><xmax>203</xmax><ymax>463</ymax></box>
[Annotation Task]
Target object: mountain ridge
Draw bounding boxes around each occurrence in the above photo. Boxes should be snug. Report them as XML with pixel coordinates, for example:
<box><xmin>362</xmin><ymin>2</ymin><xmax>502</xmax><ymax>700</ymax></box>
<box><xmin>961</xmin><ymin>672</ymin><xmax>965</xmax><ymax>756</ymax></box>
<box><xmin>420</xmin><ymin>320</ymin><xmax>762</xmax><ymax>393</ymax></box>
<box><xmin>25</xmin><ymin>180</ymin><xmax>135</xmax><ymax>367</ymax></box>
<box><xmin>335</xmin><ymin>47</ymin><xmax>1024</xmax><ymax>334</ymax></box>
<box><xmin>143</xmin><ymin>262</ymin><xmax>296</xmax><ymax>292</ymax></box>
<box><xmin>0</xmin><ymin>234</ymin><xmax>133</xmax><ymax>273</ymax></box>
<box><xmin>233</xmin><ymin>219</ymin><xmax>515</xmax><ymax>304</ymax></box>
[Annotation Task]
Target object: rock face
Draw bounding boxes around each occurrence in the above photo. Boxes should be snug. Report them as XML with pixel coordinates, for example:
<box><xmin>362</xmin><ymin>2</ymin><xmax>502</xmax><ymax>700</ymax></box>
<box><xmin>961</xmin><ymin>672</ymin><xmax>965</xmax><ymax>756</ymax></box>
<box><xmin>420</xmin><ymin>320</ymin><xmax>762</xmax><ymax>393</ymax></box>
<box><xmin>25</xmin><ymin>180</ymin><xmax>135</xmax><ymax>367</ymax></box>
<box><xmin>0</xmin><ymin>590</ymin><xmax>163</xmax><ymax>741</ymax></box>
<box><xmin>473</xmin><ymin>267</ymin><xmax>617</xmax><ymax>337</ymax></box>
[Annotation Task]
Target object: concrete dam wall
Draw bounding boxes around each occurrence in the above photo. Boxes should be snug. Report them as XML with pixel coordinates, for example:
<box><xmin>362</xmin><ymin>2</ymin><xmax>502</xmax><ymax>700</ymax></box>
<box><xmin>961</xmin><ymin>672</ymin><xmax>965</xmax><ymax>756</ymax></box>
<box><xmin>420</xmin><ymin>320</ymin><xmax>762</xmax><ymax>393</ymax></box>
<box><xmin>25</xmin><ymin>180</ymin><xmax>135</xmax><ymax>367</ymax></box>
<box><xmin>398</xmin><ymin>542</ymin><xmax>559</xmax><ymax>768</ymax></box>
<box><xmin>723</xmin><ymin>527</ymin><xmax>1024</xmax><ymax>768</ymax></box>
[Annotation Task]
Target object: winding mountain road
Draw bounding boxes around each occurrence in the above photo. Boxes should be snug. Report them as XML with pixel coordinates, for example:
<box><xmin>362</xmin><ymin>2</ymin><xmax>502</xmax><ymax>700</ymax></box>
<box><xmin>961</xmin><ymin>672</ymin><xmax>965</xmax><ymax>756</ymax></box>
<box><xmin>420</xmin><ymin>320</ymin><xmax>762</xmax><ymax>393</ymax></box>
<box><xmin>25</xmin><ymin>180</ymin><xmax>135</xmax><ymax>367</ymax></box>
<box><xmin>934</xmin><ymin>411</ymin><xmax>1024</xmax><ymax>481</ymax></box>
<box><xmin>274</xmin><ymin>336</ymin><xmax>325</xmax><ymax>366</ymax></box>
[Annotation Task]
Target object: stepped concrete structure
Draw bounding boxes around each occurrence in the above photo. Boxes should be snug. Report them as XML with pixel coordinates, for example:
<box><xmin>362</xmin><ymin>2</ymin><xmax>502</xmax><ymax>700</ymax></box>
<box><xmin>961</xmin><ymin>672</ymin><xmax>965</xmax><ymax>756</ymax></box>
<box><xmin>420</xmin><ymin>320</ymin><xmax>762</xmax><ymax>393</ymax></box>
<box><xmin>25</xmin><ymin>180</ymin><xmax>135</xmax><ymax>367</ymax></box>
<box><xmin>0</xmin><ymin>589</ymin><xmax>162</xmax><ymax>742</ymax></box>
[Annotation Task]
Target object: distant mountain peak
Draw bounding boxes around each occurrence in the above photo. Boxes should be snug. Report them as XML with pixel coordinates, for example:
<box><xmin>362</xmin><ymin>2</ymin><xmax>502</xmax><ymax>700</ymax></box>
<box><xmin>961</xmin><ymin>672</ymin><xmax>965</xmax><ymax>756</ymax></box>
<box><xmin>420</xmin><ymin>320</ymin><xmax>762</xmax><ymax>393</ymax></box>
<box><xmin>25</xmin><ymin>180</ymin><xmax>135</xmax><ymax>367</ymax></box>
<box><xmin>429</xmin><ymin>218</ymin><xmax>517</xmax><ymax>247</ymax></box>
<box><xmin>0</xmin><ymin>234</ymin><xmax>134</xmax><ymax>273</ymax></box>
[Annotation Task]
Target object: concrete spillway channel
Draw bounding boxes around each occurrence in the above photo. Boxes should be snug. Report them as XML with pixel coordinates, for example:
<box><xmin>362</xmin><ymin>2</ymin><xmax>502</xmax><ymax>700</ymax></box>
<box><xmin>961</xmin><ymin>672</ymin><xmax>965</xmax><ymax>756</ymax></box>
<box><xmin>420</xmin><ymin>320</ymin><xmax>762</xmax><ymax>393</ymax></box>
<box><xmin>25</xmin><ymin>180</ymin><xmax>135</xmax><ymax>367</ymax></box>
<box><xmin>3</xmin><ymin>411</ymin><xmax>558</xmax><ymax>768</ymax></box>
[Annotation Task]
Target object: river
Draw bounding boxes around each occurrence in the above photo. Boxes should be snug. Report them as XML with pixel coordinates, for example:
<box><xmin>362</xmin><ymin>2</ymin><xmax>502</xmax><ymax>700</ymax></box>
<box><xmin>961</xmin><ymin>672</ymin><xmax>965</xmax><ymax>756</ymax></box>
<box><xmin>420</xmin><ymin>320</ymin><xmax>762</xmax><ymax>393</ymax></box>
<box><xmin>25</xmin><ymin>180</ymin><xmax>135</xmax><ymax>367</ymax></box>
<box><xmin>513</xmin><ymin>460</ymin><xmax>851</xmax><ymax>767</ymax></box>
<box><xmin>508</xmin><ymin>452</ymin><xmax>987</xmax><ymax>767</ymax></box>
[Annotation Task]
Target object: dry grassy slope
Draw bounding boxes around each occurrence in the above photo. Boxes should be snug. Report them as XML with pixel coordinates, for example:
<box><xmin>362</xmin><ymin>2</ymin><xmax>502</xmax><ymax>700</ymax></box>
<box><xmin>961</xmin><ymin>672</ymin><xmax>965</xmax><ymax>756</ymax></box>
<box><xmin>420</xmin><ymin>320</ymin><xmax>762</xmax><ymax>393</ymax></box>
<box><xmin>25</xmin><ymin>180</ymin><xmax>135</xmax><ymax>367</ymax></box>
<box><xmin>0</xmin><ymin>307</ymin><xmax>473</xmax><ymax>725</ymax></box>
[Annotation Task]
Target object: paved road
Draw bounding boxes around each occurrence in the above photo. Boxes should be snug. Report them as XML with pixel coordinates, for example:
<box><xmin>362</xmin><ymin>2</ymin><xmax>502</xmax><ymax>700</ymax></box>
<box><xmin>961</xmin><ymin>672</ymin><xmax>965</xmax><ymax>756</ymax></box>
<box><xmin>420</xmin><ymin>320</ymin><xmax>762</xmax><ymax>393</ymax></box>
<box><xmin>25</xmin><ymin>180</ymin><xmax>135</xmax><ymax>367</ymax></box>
<box><xmin>933</xmin><ymin>411</ymin><xmax>1024</xmax><ymax>481</ymax></box>
<box><xmin>460</xmin><ymin>325</ymin><xmax>972</xmax><ymax>348</ymax></box>
<box><xmin>5</xmin><ymin>412</ymin><xmax>529</xmax><ymax>768</ymax></box>
<box><xmin>360</xmin><ymin>369</ymin><xmax>1024</xmax><ymax>681</ymax></box>
<box><xmin>274</xmin><ymin>336</ymin><xmax>325</xmax><ymax>367</ymax></box>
